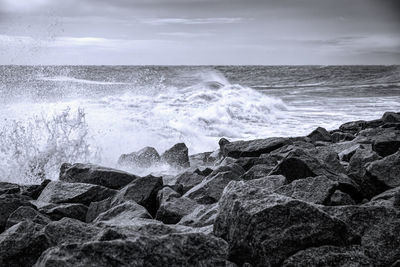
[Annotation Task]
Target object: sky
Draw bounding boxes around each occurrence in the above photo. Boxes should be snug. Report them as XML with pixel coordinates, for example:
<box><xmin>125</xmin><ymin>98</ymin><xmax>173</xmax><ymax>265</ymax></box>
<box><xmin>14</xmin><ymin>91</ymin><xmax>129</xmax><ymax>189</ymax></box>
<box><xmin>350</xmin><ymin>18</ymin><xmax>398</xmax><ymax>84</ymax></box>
<box><xmin>0</xmin><ymin>0</ymin><xmax>399</xmax><ymax>65</ymax></box>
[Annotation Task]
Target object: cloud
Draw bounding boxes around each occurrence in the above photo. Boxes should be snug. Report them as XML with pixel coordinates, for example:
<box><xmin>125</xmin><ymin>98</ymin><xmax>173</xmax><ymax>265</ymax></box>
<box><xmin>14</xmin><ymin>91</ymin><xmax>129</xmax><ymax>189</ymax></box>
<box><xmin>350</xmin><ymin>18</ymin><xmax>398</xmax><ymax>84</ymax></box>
<box><xmin>141</xmin><ymin>17</ymin><xmax>244</xmax><ymax>25</ymax></box>
<box><xmin>158</xmin><ymin>31</ymin><xmax>214</xmax><ymax>37</ymax></box>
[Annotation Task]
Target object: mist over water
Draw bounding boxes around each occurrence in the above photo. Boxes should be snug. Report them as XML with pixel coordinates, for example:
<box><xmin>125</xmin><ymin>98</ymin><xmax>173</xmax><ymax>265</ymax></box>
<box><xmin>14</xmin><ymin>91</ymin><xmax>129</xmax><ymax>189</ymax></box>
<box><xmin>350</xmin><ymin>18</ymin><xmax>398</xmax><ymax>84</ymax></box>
<box><xmin>0</xmin><ymin>65</ymin><xmax>399</xmax><ymax>183</ymax></box>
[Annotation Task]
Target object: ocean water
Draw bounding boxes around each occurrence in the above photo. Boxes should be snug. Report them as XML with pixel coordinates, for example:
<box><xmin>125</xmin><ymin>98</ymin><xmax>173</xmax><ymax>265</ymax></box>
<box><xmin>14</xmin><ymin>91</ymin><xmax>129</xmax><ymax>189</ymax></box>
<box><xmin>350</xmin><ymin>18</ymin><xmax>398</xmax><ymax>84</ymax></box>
<box><xmin>0</xmin><ymin>65</ymin><xmax>399</xmax><ymax>183</ymax></box>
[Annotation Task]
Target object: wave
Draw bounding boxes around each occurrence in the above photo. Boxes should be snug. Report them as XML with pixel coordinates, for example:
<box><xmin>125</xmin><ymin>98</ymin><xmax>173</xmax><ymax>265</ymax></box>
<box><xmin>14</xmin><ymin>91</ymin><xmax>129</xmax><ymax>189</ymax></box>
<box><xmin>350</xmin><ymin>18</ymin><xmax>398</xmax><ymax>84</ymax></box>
<box><xmin>37</xmin><ymin>75</ymin><xmax>130</xmax><ymax>85</ymax></box>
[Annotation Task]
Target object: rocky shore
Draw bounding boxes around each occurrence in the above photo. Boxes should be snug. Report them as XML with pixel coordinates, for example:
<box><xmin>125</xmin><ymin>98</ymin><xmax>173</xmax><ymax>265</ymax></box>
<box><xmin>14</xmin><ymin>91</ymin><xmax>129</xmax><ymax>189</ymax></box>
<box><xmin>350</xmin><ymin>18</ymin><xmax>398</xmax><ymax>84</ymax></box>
<box><xmin>1</xmin><ymin>111</ymin><xmax>399</xmax><ymax>267</ymax></box>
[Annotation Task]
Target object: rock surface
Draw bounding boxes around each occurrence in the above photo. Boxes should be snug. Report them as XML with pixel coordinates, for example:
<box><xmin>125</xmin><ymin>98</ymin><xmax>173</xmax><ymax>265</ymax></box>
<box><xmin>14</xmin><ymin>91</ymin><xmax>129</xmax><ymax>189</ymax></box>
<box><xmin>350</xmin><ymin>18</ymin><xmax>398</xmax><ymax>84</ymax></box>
<box><xmin>161</xmin><ymin>143</ymin><xmax>190</xmax><ymax>168</ymax></box>
<box><xmin>118</xmin><ymin>146</ymin><xmax>160</xmax><ymax>168</ymax></box>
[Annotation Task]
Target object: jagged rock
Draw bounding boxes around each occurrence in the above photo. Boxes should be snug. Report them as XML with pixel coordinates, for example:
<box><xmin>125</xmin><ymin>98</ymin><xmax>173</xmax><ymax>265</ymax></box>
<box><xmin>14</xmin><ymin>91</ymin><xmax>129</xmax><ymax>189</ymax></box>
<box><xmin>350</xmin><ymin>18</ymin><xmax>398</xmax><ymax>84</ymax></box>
<box><xmin>86</xmin><ymin>197</ymin><xmax>112</xmax><ymax>223</ymax></box>
<box><xmin>275</xmin><ymin>175</ymin><xmax>338</xmax><ymax>204</ymax></box>
<box><xmin>189</xmin><ymin>151</ymin><xmax>218</xmax><ymax>166</ymax></box>
<box><xmin>111</xmin><ymin>175</ymin><xmax>163</xmax><ymax>217</ymax></box>
<box><xmin>35</xmin><ymin>232</ymin><xmax>232</xmax><ymax>267</ymax></box>
<box><xmin>307</xmin><ymin>126</ymin><xmax>332</xmax><ymax>142</ymax></box>
<box><xmin>339</xmin><ymin>144</ymin><xmax>363</xmax><ymax>162</ymax></box>
<box><xmin>0</xmin><ymin>194</ymin><xmax>34</xmax><ymax>233</ymax></box>
<box><xmin>382</xmin><ymin>112</ymin><xmax>400</xmax><ymax>123</ymax></box>
<box><xmin>155</xmin><ymin>196</ymin><xmax>198</xmax><ymax>224</ymax></box>
<box><xmin>59</xmin><ymin>163</ymin><xmax>139</xmax><ymax>189</ymax></box>
<box><xmin>44</xmin><ymin>217</ymin><xmax>101</xmax><ymax>246</ymax></box>
<box><xmin>93</xmin><ymin>201</ymin><xmax>151</xmax><ymax>225</ymax></box>
<box><xmin>241</xmin><ymin>164</ymin><xmax>275</xmax><ymax>180</ymax></box>
<box><xmin>118</xmin><ymin>146</ymin><xmax>160</xmax><ymax>168</ymax></box>
<box><xmin>234</xmin><ymin>154</ymin><xmax>279</xmax><ymax>171</ymax></box>
<box><xmin>367</xmin><ymin>150</ymin><xmax>400</xmax><ymax>188</ymax></box>
<box><xmin>220</xmin><ymin>137</ymin><xmax>291</xmax><ymax>158</ymax></box>
<box><xmin>21</xmin><ymin>179</ymin><xmax>51</xmax><ymax>200</ymax></box>
<box><xmin>37</xmin><ymin>181</ymin><xmax>116</xmax><ymax>206</ymax></box>
<box><xmin>371</xmin><ymin>130</ymin><xmax>400</xmax><ymax>157</ymax></box>
<box><xmin>178</xmin><ymin>203</ymin><xmax>219</xmax><ymax>227</ymax></box>
<box><xmin>339</xmin><ymin>120</ymin><xmax>368</xmax><ymax>134</ymax></box>
<box><xmin>161</xmin><ymin>143</ymin><xmax>190</xmax><ymax>168</ymax></box>
<box><xmin>39</xmin><ymin>203</ymin><xmax>88</xmax><ymax>222</ymax></box>
<box><xmin>209</xmin><ymin>163</ymin><xmax>245</xmax><ymax>178</ymax></box>
<box><xmin>0</xmin><ymin>221</ymin><xmax>50</xmax><ymax>267</ymax></box>
<box><xmin>183</xmin><ymin>169</ymin><xmax>242</xmax><ymax>204</ymax></box>
<box><xmin>175</xmin><ymin>171</ymin><xmax>204</xmax><ymax>193</ymax></box>
<box><xmin>0</xmin><ymin>182</ymin><xmax>20</xmax><ymax>195</ymax></box>
<box><xmin>156</xmin><ymin>187</ymin><xmax>181</xmax><ymax>208</ymax></box>
<box><xmin>5</xmin><ymin>206</ymin><xmax>51</xmax><ymax>229</ymax></box>
<box><xmin>214</xmin><ymin>182</ymin><xmax>355</xmax><ymax>267</ymax></box>
<box><xmin>282</xmin><ymin>245</ymin><xmax>373</xmax><ymax>267</ymax></box>
<box><xmin>329</xmin><ymin>190</ymin><xmax>356</xmax><ymax>206</ymax></box>
<box><xmin>331</xmin><ymin>132</ymin><xmax>355</xmax><ymax>143</ymax></box>
<box><xmin>371</xmin><ymin>186</ymin><xmax>400</xmax><ymax>206</ymax></box>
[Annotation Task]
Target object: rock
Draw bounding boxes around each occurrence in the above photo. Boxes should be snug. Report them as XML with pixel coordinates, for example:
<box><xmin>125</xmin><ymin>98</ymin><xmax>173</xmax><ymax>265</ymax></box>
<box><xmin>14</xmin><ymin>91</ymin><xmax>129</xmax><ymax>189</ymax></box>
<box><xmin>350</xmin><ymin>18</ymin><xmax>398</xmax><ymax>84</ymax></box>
<box><xmin>175</xmin><ymin>171</ymin><xmax>204</xmax><ymax>193</ymax></box>
<box><xmin>0</xmin><ymin>194</ymin><xmax>34</xmax><ymax>233</ymax></box>
<box><xmin>339</xmin><ymin>120</ymin><xmax>367</xmax><ymax>134</ymax></box>
<box><xmin>156</xmin><ymin>187</ymin><xmax>181</xmax><ymax>208</ymax></box>
<box><xmin>35</xmin><ymin>232</ymin><xmax>233</xmax><ymax>267</ymax></box>
<box><xmin>0</xmin><ymin>182</ymin><xmax>20</xmax><ymax>195</ymax></box>
<box><xmin>183</xmin><ymin>169</ymin><xmax>242</xmax><ymax>204</ymax></box>
<box><xmin>86</xmin><ymin>197</ymin><xmax>112</xmax><ymax>223</ymax></box>
<box><xmin>329</xmin><ymin>190</ymin><xmax>356</xmax><ymax>206</ymax></box>
<box><xmin>59</xmin><ymin>163</ymin><xmax>138</xmax><ymax>189</ymax></box>
<box><xmin>111</xmin><ymin>175</ymin><xmax>163</xmax><ymax>217</ymax></box>
<box><xmin>367</xmin><ymin>149</ymin><xmax>400</xmax><ymax>188</ymax></box>
<box><xmin>161</xmin><ymin>143</ymin><xmax>190</xmax><ymax>168</ymax></box>
<box><xmin>220</xmin><ymin>137</ymin><xmax>291</xmax><ymax>158</ymax></box>
<box><xmin>39</xmin><ymin>203</ymin><xmax>88</xmax><ymax>222</ymax></box>
<box><xmin>331</xmin><ymin>132</ymin><xmax>355</xmax><ymax>143</ymax></box>
<box><xmin>44</xmin><ymin>217</ymin><xmax>101</xmax><ymax>246</ymax></box>
<box><xmin>189</xmin><ymin>151</ymin><xmax>218</xmax><ymax>166</ymax></box>
<box><xmin>0</xmin><ymin>221</ymin><xmax>50</xmax><ymax>267</ymax></box>
<box><xmin>208</xmin><ymin>163</ymin><xmax>245</xmax><ymax>178</ymax></box>
<box><xmin>118</xmin><ymin>146</ymin><xmax>160</xmax><ymax>168</ymax></box>
<box><xmin>307</xmin><ymin>126</ymin><xmax>332</xmax><ymax>142</ymax></box>
<box><xmin>339</xmin><ymin>144</ymin><xmax>363</xmax><ymax>162</ymax></box>
<box><xmin>235</xmin><ymin>154</ymin><xmax>279</xmax><ymax>171</ymax></box>
<box><xmin>94</xmin><ymin>201</ymin><xmax>152</xmax><ymax>225</ymax></box>
<box><xmin>282</xmin><ymin>245</ymin><xmax>373</xmax><ymax>267</ymax></box>
<box><xmin>178</xmin><ymin>203</ymin><xmax>219</xmax><ymax>227</ymax></box>
<box><xmin>155</xmin><ymin>196</ymin><xmax>198</xmax><ymax>224</ymax></box>
<box><xmin>214</xmin><ymin>184</ymin><xmax>355</xmax><ymax>267</ymax></box>
<box><xmin>371</xmin><ymin>130</ymin><xmax>400</xmax><ymax>157</ymax></box>
<box><xmin>275</xmin><ymin>175</ymin><xmax>338</xmax><ymax>205</ymax></box>
<box><xmin>21</xmin><ymin>179</ymin><xmax>51</xmax><ymax>199</ymax></box>
<box><xmin>382</xmin><ymin>112</ymin><xmax>400</xmax><ymax>123</ymax></box>
<box><xmin>241</xmin><ymin>164</ymin><xmax>276</xmax><ymax>180</ymax></box>
<box><xmin>5</xmin><ymin>206</ymin><xmax>51</xmax><ymax>229</ymax></box>
<box><xmin>37</xmin><ymin>181</ymin><xmax>116</xmax><ymax>206</ymax></box>
<box><xmin>371</xmin><ymin>186</ymin><xmax>400</xmax><ymax>205</ymax></box>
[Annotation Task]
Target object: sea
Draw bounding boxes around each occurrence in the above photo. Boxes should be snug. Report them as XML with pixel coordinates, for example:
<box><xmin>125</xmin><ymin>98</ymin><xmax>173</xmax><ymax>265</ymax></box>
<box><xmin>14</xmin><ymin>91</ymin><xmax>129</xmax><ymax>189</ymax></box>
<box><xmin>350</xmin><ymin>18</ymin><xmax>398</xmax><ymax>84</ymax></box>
<box><xmin>0</xmin><ymin>65</ymin><xmax>399</xmax><ymax>183</ymax></box>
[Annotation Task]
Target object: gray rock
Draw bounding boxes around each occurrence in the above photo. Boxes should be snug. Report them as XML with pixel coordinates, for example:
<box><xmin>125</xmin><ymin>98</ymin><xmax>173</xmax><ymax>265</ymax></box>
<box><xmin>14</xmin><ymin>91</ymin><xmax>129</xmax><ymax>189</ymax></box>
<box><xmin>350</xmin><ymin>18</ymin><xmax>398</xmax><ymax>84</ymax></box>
<box><xmin>282</xmin><ymin>245</ymin><xmax>373</xmax><ymax>267</ymax></box>
<box><xmin>0</xmin><ymin>194</ymin><xmax>34</xmax><ymax>233</ymax></box>
<box><xmin>371</xmin><ymin>130</ymin><xmax>400</xmax><ymax>157</ymax></box>
<box><xmin>39</xmin><ymin>203</ymin><xmax>88</xmax><ymax>222</ymax></box>
<box><xmin>111</xmin><ymin>175</ymin><xmax>163</xmax><ymax>217</ymax></box>
<box><xmin>331</xmin><ymin>132</ymin><xmax>355</xmax><ymax>143</ymax></box>
<box><xmin>161</xmin><ymin>143</ymin><xmax>190</xmax><ymax>168</ymax></box>
<box><xmin>307</xmin><ymin>126</ymin><xmax>332</xmax><ymax>142</ymax></box>
<box><xmin>5</xmin><ymin>206</ymin><xmax>51</xmax><ymax>229</ymax></box>
<box><xmin>20</xmin><ymin>179</ymin><xmax>51</xmax><ymax>200</ymax></box>
<box><xmin>0</xmin><ymin>221</ymin><xmax>50</xmax><ymax>267</ymax></box>
<box><xmin>178</xmin><ymin>203</ymin><xmax>219</xmax><ymax>227</ymax></box>
<box><xmin>367</xmin><ymin>149</ymin><xmax>400</xmax><ymax>188</ymax></box>
<box><xmin>0</xmin><ymin>182</ymin><xmax>20</xmax><ymax>195</ymax></box>
<box><xmin>339</xmin><ymin>144</ymin><xmax>363</xmax><ymax>162</ymax></box>
<box><xmin>329</xmin><ymin>190</ymin><xmax>356</xmax><ymax>206</ymax></box>
<box><xmin>118</xmin><ymin>146</ymin><xmax>160</xmax><ymax>168</ymax></box>
<box><xmin>241</xmin><ymin>164</ymin><xmax>275</xmax><ymax>180</ymax></box>
<box><xmin>155</xmin><ymin>196</ymin><xmax>198</xmax><ymax>224</ymax></box>
<box><xmin>156</xmin><ymin>187</ymin><xmax>181</xmax><ymax>208</ymax></box>
<box><xmin>175</xmin><ymin>171</ymin><xmax>204</xmax><ymax>193</ymax></box>
<box><xmin>86</xmin><ymin>197</ymin><xmax>112</xmax><ymax>223</ymax></box>
<box><xmin>37</xmin><ymin>181</ymin><xmax>116</xmax><ymax>206</ymax></box>
<box><xmin>94</xmin><ymin>201</ymin><xmax>152</xmax><ymax>225</ymax></box>
<box><xmin>60</xmin><ymin>163</ymin><xmax>138</xmax><ymax>189</ymax></box>
<box><xmin>382</xmin><ymin>112</ymin><xmax>400</xmax><ymax>123</ymax></box>
<box><xmin>214</xmin><ymin>180</ymin><xmax>354</xmax><ymax>266</ymax></box>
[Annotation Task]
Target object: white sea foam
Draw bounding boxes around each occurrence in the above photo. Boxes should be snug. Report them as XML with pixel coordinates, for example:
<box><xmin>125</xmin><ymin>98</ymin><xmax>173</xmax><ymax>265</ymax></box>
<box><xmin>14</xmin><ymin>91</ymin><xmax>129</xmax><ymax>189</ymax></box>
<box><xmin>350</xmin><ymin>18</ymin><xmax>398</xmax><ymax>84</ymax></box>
<box><xmin>37</xmin><ymin>75</ymin><xmax>129</xmax><ymax>85</ymax></box>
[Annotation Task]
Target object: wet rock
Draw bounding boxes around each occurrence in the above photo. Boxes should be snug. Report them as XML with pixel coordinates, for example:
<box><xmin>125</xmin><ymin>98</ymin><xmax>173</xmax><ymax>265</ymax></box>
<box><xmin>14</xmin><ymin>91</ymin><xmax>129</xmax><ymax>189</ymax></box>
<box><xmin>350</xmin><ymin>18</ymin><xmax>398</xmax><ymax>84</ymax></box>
<box><xmin>307</xmin><ymin>126</ymin><xmax>332</xmax><ymax>142</ymax></box>
<box><xmin>189</xmin><ymin>151</ymin><xmax>218</xmax><ymax>166</ymax></box>
<box><xmin>208</xmin><ymin>163</ymin><xmax>245</xmax><ymax>178</ymax></box>
<box><xmin>178</xmin><ymin>203</ymin><xmax>219</xmax><ymax>227</ymax></box>
<box><xmin>59</xmin><ymin>163</ymin><xmax>138</xmax><ymax>189</ymax></box>
<box><xmin>175</xmin><ymin>171</ymin><xmax>204</xmax><ymax>193</ymax></box>
<box><xmin>214</xmin><ymin>180</ymin><xmax>354</xmax><ymax>266</ymax></box>
<box><xmin>382</xmin><ymin>111</ymin><xmax>400</xmax><ymax>123</ymax></box>
<box><xmin>275</xmin><ymin>175</ymin><xmax>338</xmax><ymax>205</ymax></box>
<box><xmin>367</xmin><ymin>149</ymin><xmax>400</xmax><ymax>188</ymax></box>
<box><xmin>331</xmin><ymin>131</ymin><xmax>355</xmax><ymax>143</ymax></box>
<box><xmin>118</xmin><ymin>146</ymin><xmax>160</xmax><ymax>168</ymax></box>
<box><xmin>220</xmin><ymin>137</ymin><xmax>291</xmax><ymax>158</ymax></box>
<box><xmin>241</xmin><ymin>164</ymin><xmax>275</xmax><ymax>180</ymax></box>
<box><xmin>5</xmin><ymin>206</ymin><xmax>51</xmax><ymax>229</ymax></box>
<box><xmin>339</xmin><ymin>144</ymin><xmax>363</xmax><ymax>162</ymax></box>
<box><xmin>111</xmin><ymin>175</ymin><xmax>163</xmax><ymax>217</ymax></box>
<box><xmin>282</xmin><ymin>245</ymin><xmax>373</xmax><ymax>267</ymax></box>
<box><xmin>371</xmin><ymin>131</ymin><xmax>400</xmax><ymax>157</ymax></box>
<box><xmin>0</xmin><ymin>221</ymin><xmax>50</xmax><ymax>267</ymax></box>
<box><xmin>235</xmin><ymin>154</ymin><xmax>279</xmax><ymax>171</ymax></box>
<box><xmin>0</xmin><ymin>194</ymin><xmax>34</xmax><ymax>233</ymax></box>
<box><xmin>329</xmin><ymin>190</ymin><xmax>356</xmax><ymax>206</ymax></box>
<box><xmin>339</xmin><ymin>120</ymin><xmax>368</xmax><ymax>134</ymax></box>
<box><xmin>0</xmin><ymin>182</ymin><xmax>20</xmax><ymax>195</ymax></box>
<box><xmin>155</xmin><ymin>196</ymin><xmax>198</xmax><ymax>224</ymax></box>
<box><xmin>156</xmin><ymin>187</ymin><xmax>181</xmax><ymax>208</ymax></box>
<box><xmin>37</xmin><ymin>181</ymin><xmax>116</xmax><ymax>206</ymax></box>
<box><xmin>86</xmin><ymin>197</ymin><xmax>112</xmax><ymax>223</ymax></box>
<box><xmin>93</xmin><ymin>201</ymin><xmax>152</xmax><ymax>225</ymax></box>
<box><xmin>161</xmin><ymin>143</ymin><xmax>190</xmax><ymax>168</ymax></box>
<box><xmin>39</xmin><ymin>203</ymin><xmax>88</xmax><ymax>222</ymax></box>
<box><xmin>21</xmin><ymin>179</ymin><xmax>51</xmax><ymax>200</ymax></box>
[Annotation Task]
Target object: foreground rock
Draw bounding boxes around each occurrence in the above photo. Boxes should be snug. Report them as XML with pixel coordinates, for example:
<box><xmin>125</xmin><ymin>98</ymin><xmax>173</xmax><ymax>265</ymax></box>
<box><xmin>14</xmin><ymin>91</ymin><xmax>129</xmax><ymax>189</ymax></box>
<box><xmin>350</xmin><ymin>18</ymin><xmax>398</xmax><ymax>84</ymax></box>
<box><xmin>118</xmin><ymin>146</ymin><xmax>160</xmax><ymax>168</ymax></box>
<box><xmin>161</xmin><ymin>143</ymin><xmax>190</xmax><ymax>168</ymax></box>
<box><xmin>0</xmin><ymin>194</ymin><xmax>35</xmax><ymax>233</ymax></box>
<box><xmin>5</xmin><ymin>206</ymin><xmax>51</xmax><ymax>229</ymax></box>
<box><xmin>60</xmin><ymin>163</ymin><xmax>139</xmax><ymax>189</ymax></box>
<box><xmin>367</xmin><ymin>149</ymin><xmax>400</xmax><ymax>188</ymax></box>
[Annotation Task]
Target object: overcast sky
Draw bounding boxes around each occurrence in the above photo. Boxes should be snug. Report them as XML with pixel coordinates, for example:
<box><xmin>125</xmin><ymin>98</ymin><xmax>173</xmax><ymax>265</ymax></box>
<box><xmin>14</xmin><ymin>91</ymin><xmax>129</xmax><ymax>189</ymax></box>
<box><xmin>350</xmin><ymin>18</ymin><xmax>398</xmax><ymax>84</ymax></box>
<box><xmin>0</xmin><ymin>0</ymin><xmax>399</xmax><ymax>65</ymax></box>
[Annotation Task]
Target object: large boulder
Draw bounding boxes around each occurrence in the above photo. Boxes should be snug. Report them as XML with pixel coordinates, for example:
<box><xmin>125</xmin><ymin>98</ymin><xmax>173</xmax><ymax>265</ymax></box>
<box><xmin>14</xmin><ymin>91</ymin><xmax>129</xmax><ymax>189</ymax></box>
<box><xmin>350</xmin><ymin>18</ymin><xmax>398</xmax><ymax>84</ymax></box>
<box><xmin>86</xmin><ymin>197</ymin><xmax>112</xmax><ymax>223</ymax></box>
<box><xmin>35</xmin><ymin>232</ymin><xmax>233</xmax><ymax>267</ymax></box>
<box><xmin>382</xmin><ymin>112</ymin><xmax>400</xmax><ymax>123</ymax></box>
<box><xmin>118</xmin><ymin>146</ymin><xmax>160</xmax><ymax>168</ymax></box>
<box><xmin>366</xmin><ymin>149</ymin><xmax>400</xmax><ymax>188</ymax></box>
<box><xmin>39</xmin><ymin>203</ymin><xmax>88</xmax><ymax>222</ymax></box>
<box><xmin>0</xmin><ymin>221</ymin><xmax>50</xmax><ymax>267</ymax></box>
<box><xmin>178</xmin><ymin>203</ymin><xmax>219</xmax><ymax>227</ymax></box>
<box><xmin>0</xmin><ymin>194</ymin><xmax>35</xmax><ymax>233</ymax></box>
<box><xmin>275</xmin><ymin>175</ymin><xmax>339</xmax><ymax>205</ymax></box>
<box><xmin>161</xmin><ymin>143</ymin><xmax>190</xmax><ymax>168</ymax></box>
<box><xmin>37</xmin><ymin>181</ymin><xmax>116</xmax><ymax>206</ymax></box>
<box><xmin>59</xmin><ymin>163</ymin><xmax>139</xmax><ymax>189</ymax></box>
<box><xmin>307</xmin><ymin>126</ymin><xmax>332</xmax><ymax>142</ymax></box>
<box><xmin>282</xmin><ymin>245</ymin><xmax>373</xmax><ymax>267</ymax></box>
<box><xmin>111</xmin><ymin>175</ymin><xmax>163</xmax><ymax>217</ymax></box>
<box><xmin>155</xmin><ymin>196</ymin><xmax>198</xmax><ymax>224</ymax></box>
<box><xmin>174</xmin><ymin>171</ymin><xmax>205</xmax><ymax>193</ymax></box>
<box><xmin>241</xmin><ymin>164</ymin><xmax>276</xmax><ymax>180</ymax></box>
<box><xmin>220</xmin><ymin>137</ymin><xmax>291</xmax><ymax>158</ymax></box>
<box><xmin>5</xmin><ymin>206</ymin><xmax>51</xmax><ymax>229</ymax></box>
<box><xmin>331</xmin><ymin>131</ymin><xmax>355</xmax><ymax>143</ymax></box>
<box><xmin>20</xmin><ymin>179</ymin><xmax>51</xmax><ymax>200</ymax></box>
<box><xmin>0</xmin><ymin>182</ymin><xmax>20</xmax><ymax>195</ymax></box>
<box><xmin>371</xmin><ymin>130</ymin><xmax>400</xmax><ymax>157</ymax></box>
<box><xmin>214</xmin><ymin>180</ymin><xmax>354</xmax><ymax>266</ymax></box>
